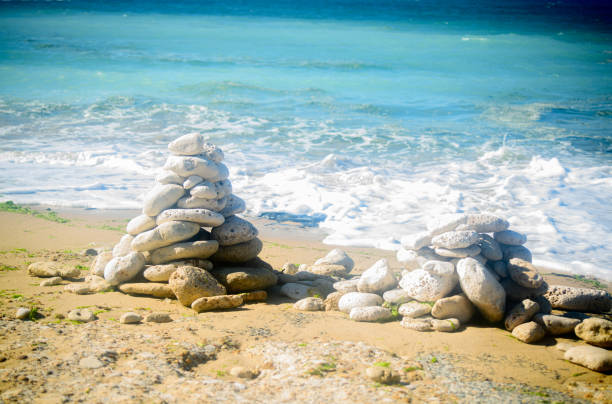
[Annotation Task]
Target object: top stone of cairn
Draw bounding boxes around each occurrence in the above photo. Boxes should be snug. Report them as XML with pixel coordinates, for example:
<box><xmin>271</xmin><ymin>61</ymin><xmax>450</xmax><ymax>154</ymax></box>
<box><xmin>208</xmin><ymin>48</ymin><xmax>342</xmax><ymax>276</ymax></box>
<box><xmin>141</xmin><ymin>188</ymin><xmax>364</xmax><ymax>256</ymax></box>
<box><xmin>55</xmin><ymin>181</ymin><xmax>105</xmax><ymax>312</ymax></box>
<box><xmin>168</xmin><ymin>133</ymin><xmax>225</xmax><ymax>162</ymax></box>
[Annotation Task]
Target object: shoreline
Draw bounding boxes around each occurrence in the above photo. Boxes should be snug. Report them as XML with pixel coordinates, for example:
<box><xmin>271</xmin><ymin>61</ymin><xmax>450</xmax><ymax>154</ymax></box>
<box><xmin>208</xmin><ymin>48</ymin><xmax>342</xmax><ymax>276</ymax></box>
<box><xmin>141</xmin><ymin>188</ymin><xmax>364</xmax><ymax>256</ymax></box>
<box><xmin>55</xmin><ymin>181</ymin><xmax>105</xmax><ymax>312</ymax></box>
<box><xmin>0</xmin><ymin>206</ymin><xmax>610</xmax><ymax>402</ymax></box>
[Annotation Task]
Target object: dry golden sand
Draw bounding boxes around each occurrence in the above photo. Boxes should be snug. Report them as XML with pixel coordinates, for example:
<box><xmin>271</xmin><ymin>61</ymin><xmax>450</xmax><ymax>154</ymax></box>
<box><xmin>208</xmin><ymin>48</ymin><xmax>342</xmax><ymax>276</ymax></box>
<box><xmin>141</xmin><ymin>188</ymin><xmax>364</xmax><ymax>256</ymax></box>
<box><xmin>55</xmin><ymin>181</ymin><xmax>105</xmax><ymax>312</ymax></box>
<box><xmin>0</xmin><ymin>208</ymin><xmax>610</xmax><ymax>402</ymax></box>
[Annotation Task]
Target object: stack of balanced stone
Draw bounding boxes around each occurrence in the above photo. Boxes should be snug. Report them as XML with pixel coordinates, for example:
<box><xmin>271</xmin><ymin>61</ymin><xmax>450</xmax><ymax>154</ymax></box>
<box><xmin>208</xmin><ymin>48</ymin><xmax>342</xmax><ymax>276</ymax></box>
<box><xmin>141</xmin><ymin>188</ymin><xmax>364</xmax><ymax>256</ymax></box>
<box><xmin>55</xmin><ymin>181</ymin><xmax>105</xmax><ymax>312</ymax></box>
<box><xmin>88</xmin><ymin>133</ymin><xmax>277</xmax><ymax>312</ymax></box>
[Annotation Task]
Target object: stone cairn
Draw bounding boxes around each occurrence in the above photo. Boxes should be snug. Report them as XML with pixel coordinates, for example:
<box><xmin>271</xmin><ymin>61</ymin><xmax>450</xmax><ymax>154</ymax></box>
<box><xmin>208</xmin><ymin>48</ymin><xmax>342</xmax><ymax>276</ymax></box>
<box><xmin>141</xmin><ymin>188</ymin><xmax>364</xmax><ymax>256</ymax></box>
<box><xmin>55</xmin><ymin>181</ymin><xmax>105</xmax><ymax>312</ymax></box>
<box><xmin>282</xmin><ymin>213</ymin><xmax>612</xmax><ymax>373</ymax></box>
<box><xmin>87</xmin><ymin>133</ymin><xmax>278</xmax><ymax>311</ymax></box>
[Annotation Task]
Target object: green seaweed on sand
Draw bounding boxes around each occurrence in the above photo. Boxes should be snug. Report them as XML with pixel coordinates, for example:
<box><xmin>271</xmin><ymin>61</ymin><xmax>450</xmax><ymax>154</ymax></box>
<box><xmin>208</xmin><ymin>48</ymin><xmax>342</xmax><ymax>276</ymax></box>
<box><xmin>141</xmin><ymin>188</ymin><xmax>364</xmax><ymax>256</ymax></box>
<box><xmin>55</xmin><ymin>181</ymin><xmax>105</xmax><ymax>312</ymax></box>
<box><xmin>0</xmin><ymin>201</ymin><xmax>69</xmax><ymax>223</ymax></box>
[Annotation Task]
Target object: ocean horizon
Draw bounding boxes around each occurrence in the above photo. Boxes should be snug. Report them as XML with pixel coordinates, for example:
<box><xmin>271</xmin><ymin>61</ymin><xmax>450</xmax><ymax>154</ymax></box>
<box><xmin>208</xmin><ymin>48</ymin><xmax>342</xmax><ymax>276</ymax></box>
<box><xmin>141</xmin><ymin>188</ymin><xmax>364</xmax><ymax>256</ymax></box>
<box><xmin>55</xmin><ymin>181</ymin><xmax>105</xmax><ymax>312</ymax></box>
<box><xmin>0</xmin><ymin>0</ymin><xmax>611</xmax><ymax>279</ymax></box>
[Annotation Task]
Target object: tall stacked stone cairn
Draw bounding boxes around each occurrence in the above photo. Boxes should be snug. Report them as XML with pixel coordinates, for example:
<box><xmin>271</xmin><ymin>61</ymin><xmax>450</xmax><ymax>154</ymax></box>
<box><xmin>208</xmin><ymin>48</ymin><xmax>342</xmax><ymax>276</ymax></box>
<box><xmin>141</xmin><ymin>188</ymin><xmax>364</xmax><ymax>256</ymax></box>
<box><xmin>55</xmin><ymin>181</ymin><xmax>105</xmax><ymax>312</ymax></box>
<box><xmin>87</xmin><ymin>133</ymin><xmax>277</xmax><ymax>312</ymax></box>
<box><xmin>285</xmin><ymin>213</ymin><xmax>612</xmax><ymax>373</ymax></box>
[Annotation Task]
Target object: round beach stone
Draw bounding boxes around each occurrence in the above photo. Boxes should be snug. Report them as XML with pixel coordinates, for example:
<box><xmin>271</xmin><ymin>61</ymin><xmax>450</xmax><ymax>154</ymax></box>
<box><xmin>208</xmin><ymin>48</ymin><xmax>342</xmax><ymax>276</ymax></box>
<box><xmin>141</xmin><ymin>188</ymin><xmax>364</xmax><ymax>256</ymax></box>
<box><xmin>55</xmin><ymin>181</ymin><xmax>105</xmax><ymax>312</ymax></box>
<box><xmin>155</xmin><ymin>170</ymin><xmax>184</xmax><ymax>185</ymax></box>
<box><xmin>357</xmin><ymin>259</ymin><xmax>397</xmax><ymax>295</ymax></box>
<box><xmin>126</xmin><ymin>214</ymin><xmax>156</xmax><ymax>236</ymax></box>
<box><xmin>494</xmin><ymin>230</ymin><xmax>526</xmax><ymax>246</ymax></box>
<box><xmin>112</xmin><ymin>234</ymin><xmax>134</xmax><ymax>258</ymax></box>
<box><xmin>435</xmin><ymin>245</ymin><xmax>481</xmax><ymax>258</ymax></box>
<box><xmin>142</xmin><ymin>184</ymin><xmax>185</xmax><ymax>217</ymax></box>
<box><xmin>459</xmin><ymin>214</ymin><xmax>509</xmax><ymax>233</ymax></box>
<box><xmin>431</xmin><ymin>230</ymin><xmax>480</xmax><ymax>249</ymax></box>
<box><xmin>79</xmin><ymin>357</ymin><xmax>104</xmax><ymax>369</ymax></box>
<box><xmin>199</xmin><ymin>143</ymin><xmax>225</xmax><ymax>163</ymax></box>
<box><xmin>40</xmin><ymin>276</ymin><xmax>62</xmax><ymax>287</ymax></box>
<box><xmin>502</xmin><ymin>278</ymin><xmax>548</xmax><ymax>301</ymax></box>
<box><xmin>431</xmin><ymin>294</ymin><xmax>475</xmax><ymax>323</ymax></box>
<box><xmin>86</xmin><ymin>275</ymin><xmax>112</xmax><ymax>293</ymax></box>
<box><xmin>68</xmin><ymin>308</ymin><xmax>96</xmax><ymax>323</ymax></box>
<box><xmin>164</xmin><ymin>154</ymin><xmax>220</xmax><ymax>179</ymax></box>
<box><xmin>399</xmin><ymin>260</ymin><xmax>457</xmax><ymax>302</ymax></box>
<box><xmin>456</xmin><ymin>257</ymin><xmax>506</xmax><ymax>322</ymax></box>
<box><xmin>478</xmin><ymin>234</ymin><xmax>503</xmax><ymax>261</ymax></box>
<box><xmin>28</xmin><ymin>262</ymin><xmax>80</xmax><ymax>279</ymax></box>
<box><xmin>218</xmin><ymin>194</ymin><xmax>246</xmax><ymax>217</ymax></box>
<box><xmin>338</xmin><ymin>292</ymin><xmax>383</xmax><ymax>314</ymax></box>
<box><xmin>156</xmin><ymin>208</ymin><xmax>225</xmax><ymax>227</ymax></box>
<box><xmin>120</xmin><ymin>312</ymin><xmax>142</xmax><ymax>324</ymax></box>
<box><xmin>143</xmin><ymin>263</ymin><xmax>181</xmax><ymax>282</ymax></box>
<box><xmin>314</xmin><ymin>248</ymin><xmax>354</xmax><ymax>272</ymax></box>
<box><xmin>400</xmin><ymin>232</ymin><xmax>432</xmax><ymax>251</ymax></box>
<box><xmin>564</xmin><ymin>345</ymin><xmax>612</xmax><ymax>372</ymax></box>
<box><xmin>507</xmin><ymin>258</ymin><xmax>543</xmax><ymax>289</ymax></box>
<box><xmin>176</xmin><ymin>194</ymin><xmax>227</xmax><ymax>211</ymax></box>
<box><xmin>145</xmin><ymin>312</ymin><xmax>172</xmax><ymax>323</ymax></box>
<box><xmin>64</xmin><ymin>283</ymin><xmax>92</xmax><ymax>295</ymax></box>
<box><xmin>400</xmin><ymin>317</ymin><xmax>434</xmax><ymax>332</ymax></box>
<box><xmin>366</xmin><ymin>366</ymin><xmax>395</xmax><ymax>384</ymax></box>
<box><xmin>168</xmin><ymin>133</ymin><xmax>204</xmax><ymax>156</ymax></box>
<box><xmin>91</xmin><ymin>251</ymin><xmax>113</xmax><ymax>277</ymax></box>
<box><xmin>294</xmin><ymin>297</ymin><xmax>324</xmax><ymax>311</ymax></box>
<box><xmin>131</xmin><ymin>221</ymin><xmax>201</xmax><ymax>252</ymax></box>
<box><xmin>543</xmin><ymin>285</ymin><xmax>611</xmax><ymax>313</ymax></box>
<box><xmin>349</xmin><ymin>306</ymin><xmax>393</xmax><ymax>322</ymax></box>
<box><xmin>15</xmin><ymin>308</ymin><xmax>30</xmax><ymax>320</ymax></box>
<box><xmin>280</xmin><ymin>283</ymin><xmax>312</xmax><ymax>300</ymax></box>
<box><xmin>191</xmin><ymin>294</ymin><xmax>243</xmax><ymax>312</ymax></box>
<box><xmin>306</xmin><ymin>264</ymin><xmax>349</xmax><ymax>277</ymax></box>
<box><xmin>491</xmin><ymin>261</ymin><xmax>508</xmax><ymax>278</ymax></box>
<box><xmin>533</xmin><ymin>314</ymin><xmax>580</xmax><ymax>335</ymax></box>
<box><xmin>169</xmin><ymin>266</ymin><xmax>226</xmax><ymax>307</ymax></box>
<box><xmin>383</xmin><ymin>288</ymin><xmax>413</xmax><ymax>305</ymax></box>
<box><xmin>183</xmin><ymin>175</ymin><xmax>203</xmax><ymax>189</ymax></box>
<box><xmin>431</xmin><ymin>318</ymin><xmax>461</xmax><ymax>332</ymax></box>
<box><xmin>212</xmin><ymin>267</ymin><xmax>278</xmax><ymax>293</ymax></box>
<box><xmin>190</xmin><ymin>180</ymin><xmax>219</xmax><ymax>199</ymax></box>
<box><xmin>118</xmin><ymin>283</ymin><xmax>175</xmax><ymax>299</ymax></box>
<box><xmin>504</xmin><ymin>299</ymin><xmax>539</xmax><ymax>331</ymax></box>
<box><xmin>324</xmin><ymin>292</ymin><xmax>343</xmax><ymax>311</ymax></box>
<box><xmin>104</xmin><ymin>252</ymin><xmax>146</xmax><ymax>286</ymax></box>
<box><xmin>211</xmin><ymin>237</ymin><xmax>263</xmax><ymax>263</ymax></box>
<box><xmin>512</xmin><ymin>321</ymin><xmax>546</xmax><ymax>344</ymax></box>
<box><xmin>398</xmin><ymin>301</ymin><xmax>431</xmax><ymax>318</ymax></box>
<box><xmin>211</xmin><ymin>215</ymin><xmax>258</xmax><ymax>246</ymax></box>
<box><xmin>574</xmin><ymin>317</ymin><xmax>612</xmax><ymax>348</ymax></box>
<box><xmin>427</xmin><ymin>214</ymin><xmax>468</xmax><ymax>236</ymax></box>
<box><xmin>502</xmin><ymin>245</ymin><xmax>532</xmax><ymax>263</ymax></box>
<box><xmin>149</xmin><ymin>240</ymin><xmax>219</xmax><ymax>265</ymax></box>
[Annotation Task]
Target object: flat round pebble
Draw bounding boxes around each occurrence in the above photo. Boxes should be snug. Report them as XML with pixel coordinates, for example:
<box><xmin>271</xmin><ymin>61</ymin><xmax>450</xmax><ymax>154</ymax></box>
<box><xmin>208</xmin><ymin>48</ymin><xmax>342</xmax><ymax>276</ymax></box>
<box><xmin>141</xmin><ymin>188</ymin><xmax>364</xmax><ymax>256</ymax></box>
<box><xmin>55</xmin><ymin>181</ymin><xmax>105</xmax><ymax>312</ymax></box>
<box><xmin>120</xmin><ymin>312</ymin><xmax>142</xmax><ymax>324</ymax></box>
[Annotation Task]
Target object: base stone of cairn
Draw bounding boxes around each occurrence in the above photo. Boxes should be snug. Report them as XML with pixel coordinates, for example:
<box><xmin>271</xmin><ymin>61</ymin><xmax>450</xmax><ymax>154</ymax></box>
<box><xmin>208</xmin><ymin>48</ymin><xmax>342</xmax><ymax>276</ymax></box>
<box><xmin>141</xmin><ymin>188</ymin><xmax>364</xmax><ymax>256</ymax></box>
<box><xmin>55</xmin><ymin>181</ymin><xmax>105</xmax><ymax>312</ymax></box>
<box><xmin>99</xmin><ymin>133</ymin><xmax>275</xmax><ymax>310</ymax></box>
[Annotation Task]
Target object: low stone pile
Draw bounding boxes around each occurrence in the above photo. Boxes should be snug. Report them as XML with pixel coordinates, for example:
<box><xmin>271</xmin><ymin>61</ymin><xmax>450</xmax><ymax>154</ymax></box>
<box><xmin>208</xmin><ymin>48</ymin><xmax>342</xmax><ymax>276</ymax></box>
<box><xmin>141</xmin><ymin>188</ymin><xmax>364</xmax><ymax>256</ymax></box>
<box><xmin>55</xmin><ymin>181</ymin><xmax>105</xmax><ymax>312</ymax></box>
<box><xmin>81</xmin><ymin>133</ymin><xmax>277</xmax><ymax>310</ymax></box>
<box><xmin>285</xmin><ymin>214</ymin><xmax>612</xmax><ymax>373</ymax></box>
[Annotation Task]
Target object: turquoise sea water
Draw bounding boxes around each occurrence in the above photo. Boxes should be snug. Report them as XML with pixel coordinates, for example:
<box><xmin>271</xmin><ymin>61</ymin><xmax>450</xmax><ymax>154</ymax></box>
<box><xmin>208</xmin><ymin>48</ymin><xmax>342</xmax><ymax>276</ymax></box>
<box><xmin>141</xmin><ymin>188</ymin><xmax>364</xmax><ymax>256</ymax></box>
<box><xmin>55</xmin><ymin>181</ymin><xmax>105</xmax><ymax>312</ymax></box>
<box><xmin>0</xmin><ymin>1</ymin><xmax>611</xmax><ymax>278</ymax></box>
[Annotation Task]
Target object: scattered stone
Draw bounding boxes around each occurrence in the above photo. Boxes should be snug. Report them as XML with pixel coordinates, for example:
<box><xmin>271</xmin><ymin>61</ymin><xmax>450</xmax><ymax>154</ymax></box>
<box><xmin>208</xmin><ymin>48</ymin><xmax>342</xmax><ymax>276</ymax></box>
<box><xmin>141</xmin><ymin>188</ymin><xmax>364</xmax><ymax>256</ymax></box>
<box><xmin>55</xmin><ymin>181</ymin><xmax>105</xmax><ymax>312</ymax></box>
<box><xmin>434</xmin><ymin>245</ymin><xmax>481</xmax><ymax>258</ymax></box>
<box><xmin>478</xmin><ymin>234</ymin><xmax>503</xmax><ymax>261</ymax></box>
<box><xmin>564</xmin><ymin>345</ymin><xmax>612</xmax><ymax>372</ymax></box>
<box><xmin>574</xmin><ymin>317</ymin><xmax>612</xmax><ymax>348</ymax></box>
<box><xmin>333</xmin><ymin>279</ymin><xmax>359</xmax><ymax>293</ymax></box>
<box><xmin>145</xmin><ymin>312</ymin><xmax>173</xmax><ymax>323</ymax></box>
<box><xmin>120</xmin><ymin>312</ymin><xmax>142</xmax><ymax>324</ymax></box>
<box><xmin>502</xmin><ymin>245</ymin><xmax>532</xmax><ymax>263</ymax></box>
<box><xmin>507</xmin><ymin>258</ymin><xmax>543</xmax><ymax>289</ymax></box>
<box><xmin>431</xmin><ymin>294</ymin><xmax>475</xmax><ymax>323</ymax></box>
<box><xmin>324</xmin><ymin>292</ymin><xmax>343</xmax><ymax>311</ymax></box>
<box><xmin>357</xmin><ymin>259</ymin><xmax>397</xmax><ymax>295</ymax></box>
<box><xmin>544</xmin><ymin>285</ymin><xmax>611</xmax><ymax>313</ymax></box>
<box><xmin>494</xmin><ymin>230</ymin><xmax>527</xmax><ymax>245</ymax></box>
<box><xmin>431</xmin><ymin>231</ymin><xmax>480</xmax><ymax>249</ymax></box>
<box><xmin>104</xmin><ymin>252</ymin><xmax>146</xmax><ymax>286</ymax></box>
<box><xmin>229</xmin><ymin>366</ymin><xmax>258</xmax><ymax>380</ymax></box>
<box><xmin>91</xmin><ymin>251</ymin><xmax>113</xmax><ymax>277</ymax></box>
<box><xmin>212</xmin><ymin>267</ymin><xmax>277</xmax><ymax>293</ymax></box>
<box><xmin>240</xmin><ymin>290</ymin><xmax>267</xmax><ymax>303</ymax></box>
<box><xmin>294</xmin><ymin>297</ymin><xmax>324</xmax><ymax>311</ymax></box>
<box><xmin>399</xmin><ymin>260</ymin><xmax>457</xmax><ymax>302</ymax></box>
<box><xmin>512</xmin><ymin>321</ymin><xmax>546</xmax><ymax>344</ymax></box>
<box><xmin>501</xmin><ymin>278</ymin><xmax>548</xmax><ymax>300</ymax></box>
<box><xmin>191</xmin><ymin>295</ymin><xmax>243</xmax><ymax>312</ymax></box>
<box><xmin>280</xmin><ymin>283</ymin><xmax>313</xmax><ymax>300</ymax></box>
<box><xmin>118</xmin><ymin>283</ymin><xmax>176</xmax><ymax>299</ymax></box>
<box><xmin>112</xmin><ymin>234</ymin><xmax>135</xmax><ymax>257</ymax></box>
<box><xmin>459</xmin><ymin>214</ymin><xmax>509</xmax><ymax>233</ymax></box>
<box><xmin>400</xmin><ymin>232</ymin><xmax>432</xmax><ymax>251</ymax></box>
<box><xmin>431</xmin><ymin>318</ymin><xmax>460</xmax><ymax>332</ymax></box>
<box><xmin>456</xmin><ymin>257</ymin><xmax>506</xmax><ymax>322</ymax></box>
<box><xmin>64</xmin><ymin>283</ymin><xmax>92</xmax><ymax>295</ymax></box>
<box><xmin>350</xmin><ymin>306</ymin><xmax>393</xmax><ymax>322</ymax></box>
<box><xmin>211</xmin><ymin>215</ymin><xmax>258</xmax><ymax>246</ymax></box>
<box><xmin>338</xmin><ymin>292</ymin><xmax>383</xmax><ymax>314</ymax></box>
<box><xmin>126</xmin><ymin>214</ymin><xmax>157</xmax><ymax>236</ymax></box>
<box><xmin>28</xmin><ymin>262</ymin><xmax>80</xmax><ymax>278</ymax></box>
<box><xmin>40</xmin><ymin>276</ymin><xmax>62</xmax><ymax>287</ymax></box>
<box><xmin>15</xmin><ymin>308</ymin><xmax>30</xmax><ymax>320</ymax></box>
<box><xmin>142</xmin><ymin>184</ymin><xmax>185</xmax><ymax>216</ymax></box>
<box><xmin>87</xmin><ymin>275</ymin><xmax>113</xmax><ymax>293</ymax></box>
<box><xmin>132</xmin><ymin>221</ymin><xmax>200</xmax><ymax>252</ymax></box>
<box><xmin>68</xmin><ymin>309</ymin><xmax>96</xmax><ymax>323</ymax></box>
<box><xmin>149</xmin><ymin>240</ymin><xmax>219</xmax><ymax>265</ymax></box>
<box><xmin>314</xmin><ymin>248</ymin><xmax>354</xmax><ymax>272</ymax></box>
<box><xmin>83</xmin><ymin>248</ymin><xmax>98</xmax><ymax>256</ymax></box>
<box><xmin>211</xmin><ymin>237</ymin><xmax>263</xmax><ymax>263</ymax></box>
<box><xmin>156</xmin><ymin>208</ymin><xmax>225</xmax><ymax>227</ymax></box>
<box><xmin>382</xmin><ymin>288</ymin><xmax>413</xmax><ymax>305</ymax></box>
<box><xmin>400</xmin><ymin>317</ymin><xmax>433</xmax><ymax>332</ymax></box>
<box><xmin>79</xmin><ymin>357</ymin><xmax>104</xmax><ymax>369</ymax></box>
<box><xmin>169</xmin><ymin>266</ymin><xmax>226</xmax><ymax>307</ymax></box>
<box><xmin>365</xmin><ymin>366</ymin><xmax>396</xmax><ymax>384</ymax></box>
<box><xmin>533</xmin><ymin>314</ymin><xmax>580</xmax><ymax>335</ymax></box>
<box><xmin>504</xmin><ymin>299</ymin><xmax>539</xmax><ymax>331</ymax></box>
<box><xmin>398</xmin><ymin>301</ymin><xmax>431</xmax><ymax>318</ymax></box>
<box><xmin>306</xmin><ymin>264</ymin><xmax>349</xmax><ymax>277</ymax></box>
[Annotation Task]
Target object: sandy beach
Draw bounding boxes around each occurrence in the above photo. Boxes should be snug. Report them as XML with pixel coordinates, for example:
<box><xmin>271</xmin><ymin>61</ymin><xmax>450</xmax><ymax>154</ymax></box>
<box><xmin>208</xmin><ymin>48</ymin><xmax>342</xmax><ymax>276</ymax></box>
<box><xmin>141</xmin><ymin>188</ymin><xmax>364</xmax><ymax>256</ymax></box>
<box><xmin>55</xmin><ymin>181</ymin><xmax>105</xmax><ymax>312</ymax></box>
<box><xmin>0</xmin><ymin>207</ymin><xmax>610</xmax><ymax>403</ymax></box>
